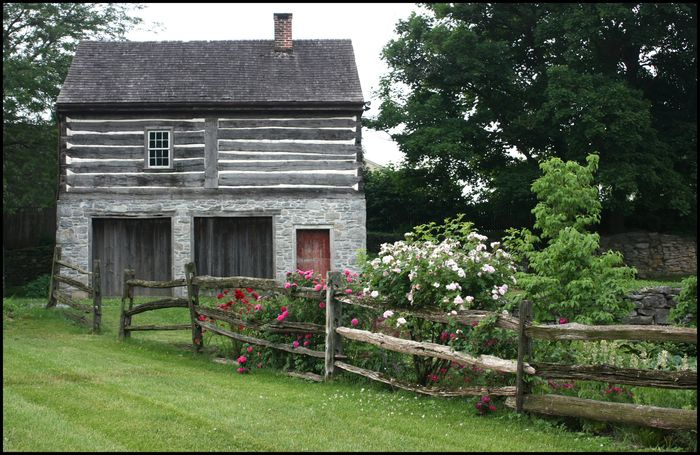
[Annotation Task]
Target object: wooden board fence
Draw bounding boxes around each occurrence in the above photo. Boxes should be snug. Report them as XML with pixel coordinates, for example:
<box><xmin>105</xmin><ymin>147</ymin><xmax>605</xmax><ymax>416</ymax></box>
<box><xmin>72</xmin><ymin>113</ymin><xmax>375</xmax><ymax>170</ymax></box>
<box><xmin>46</xmin><ymin>245</ymin><xmax>102</xmax><ymax>333</ymax></box>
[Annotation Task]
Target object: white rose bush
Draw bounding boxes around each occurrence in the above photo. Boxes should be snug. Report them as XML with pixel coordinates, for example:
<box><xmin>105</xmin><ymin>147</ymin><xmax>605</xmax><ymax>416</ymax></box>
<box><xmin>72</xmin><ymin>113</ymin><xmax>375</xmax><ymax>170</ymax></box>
<box><xmin>360</xmin><ymin>215</ymin><xmax>519</xmax><ymax>386</ymax></box>
<box><xmin>362</xmin><ymin>216</ymin><xmax>517</xmax><ymax>314</ymax></box>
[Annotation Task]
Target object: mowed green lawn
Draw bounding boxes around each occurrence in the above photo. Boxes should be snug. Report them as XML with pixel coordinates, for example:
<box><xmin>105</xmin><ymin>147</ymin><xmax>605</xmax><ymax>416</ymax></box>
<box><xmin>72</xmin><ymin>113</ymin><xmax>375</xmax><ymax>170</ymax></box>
<box><xmin>3</xmin><ymin>298</ymin><xmax>642</xmax><ymax>452</ymax></box>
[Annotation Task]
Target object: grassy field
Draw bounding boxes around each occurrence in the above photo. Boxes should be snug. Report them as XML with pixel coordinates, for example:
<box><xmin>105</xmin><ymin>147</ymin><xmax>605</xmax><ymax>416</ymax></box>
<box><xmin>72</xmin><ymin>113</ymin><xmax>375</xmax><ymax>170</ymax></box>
<box><xmin>2</xmin><ymin>297</ymin><xmax>660</xmax><ymax>452</ymax></box>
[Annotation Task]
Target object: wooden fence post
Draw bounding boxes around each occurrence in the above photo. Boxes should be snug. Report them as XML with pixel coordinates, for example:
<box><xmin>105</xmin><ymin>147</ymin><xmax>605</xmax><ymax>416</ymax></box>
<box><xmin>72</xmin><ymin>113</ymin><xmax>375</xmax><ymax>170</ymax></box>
<box><xmin>119</xmin><ymin>268</ymin><xmax>135</xmax><ymax>340</ymax></box>
<box><xmin>185</xmin><ymin>262</ymin><xmax>203</xmax><ymax>352</ymax></box>
<box><xmin>324</xmin><ymin>271</ymin><xmax>342</xmax><ymax>380</ymax></box>
<box><xmin>92</xmin><ymin>260</ymin><xmax>101</xmax><ymax>334</ymax></box>
<box><xmin>516</xmin><ymin>299</ymin><xmax>533</xmax><ymax>413</ymax></box>
<box><xmin>46</xmin><ymin>245</ymin><xmax>61</xmax><ymax>308</ymax></box>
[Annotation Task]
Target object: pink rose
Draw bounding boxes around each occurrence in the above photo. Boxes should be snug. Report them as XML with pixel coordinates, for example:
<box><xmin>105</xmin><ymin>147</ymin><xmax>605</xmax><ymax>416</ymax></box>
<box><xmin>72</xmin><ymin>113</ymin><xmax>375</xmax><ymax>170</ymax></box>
<box><xmin>481</xmin><ymin>395</ymin><xmax>490</xmax><ymax>403</ymax></box>
<box><xmin>315</xmin><ymin>284</ymin><xmax>323</xmax><ymax>291</ymax></box>
<box><xmin>488</xmin><ymin>405</ymin><xmax>497</xmax><ymax>412</ymax></box>
<box><xmin>351</xmin><ymin>318</ymin><xmax>359</xmax><ymax>326</ymax></box>
<box><xmin>254</xmin><ymin>304</ymin><xmax>262</xmax><ymax>311</ymax></box>
<box><xmin>237</xmin><ymin>355</ymin><xmax>247</xmax><ymax>364</ymax></box>
<box><xmin>559</xmin><ymin>317</ymin><xmax>569</xmax><ymax>324</ymax></box>
<box><xmin>246</xmin><ymin>346</ymin><xmax>253</xmax><ymax>353</ymax></box>
<box><xmin>319</xmin><ymin>302</ymin><xmax>326</xmax><ymax>309</ymax></box>
<box><xmin>284</xmin><ymin>282</ymin><xmax>291</xmax><ymax>289</ymax></box>
<box><xmin>345</xmin><ymin>289</ymin><xmax>353</xmax><ymax>294</ymax></box>
<box><xmin>292</xmin><ymin>341</ymin><xmax>300</xmax><ymax>348</ymax></box>
<box><xmin>303</xmin><ymin>341</ymin><xmax>310</xmax><ymax>347</ymax></box>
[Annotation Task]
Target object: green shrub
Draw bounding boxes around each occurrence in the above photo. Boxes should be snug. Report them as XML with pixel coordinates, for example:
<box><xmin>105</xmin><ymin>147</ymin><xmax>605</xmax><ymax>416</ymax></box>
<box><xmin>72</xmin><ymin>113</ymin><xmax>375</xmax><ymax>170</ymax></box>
<box><xmin>669</xmin><ymin>276</ymin><xmax>697</xmax><ymax>327</ymax></box>
<box><xmin>22</xmin><ymin>274</ymin><xmax>51</xmax><ymax>298</ymax></box>
<box><xmin>504</xmin><ymin>154</ymin><xmax>636</xmax><ymax>324</ymax></box>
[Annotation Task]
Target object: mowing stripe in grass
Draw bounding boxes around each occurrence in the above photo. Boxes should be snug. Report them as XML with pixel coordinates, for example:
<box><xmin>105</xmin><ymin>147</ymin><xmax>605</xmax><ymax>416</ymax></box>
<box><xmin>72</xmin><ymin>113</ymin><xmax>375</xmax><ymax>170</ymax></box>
<box><xmin>3</xmin><ymin>299</ymin><xmax>641</xmax><ymax>452</ymax></box>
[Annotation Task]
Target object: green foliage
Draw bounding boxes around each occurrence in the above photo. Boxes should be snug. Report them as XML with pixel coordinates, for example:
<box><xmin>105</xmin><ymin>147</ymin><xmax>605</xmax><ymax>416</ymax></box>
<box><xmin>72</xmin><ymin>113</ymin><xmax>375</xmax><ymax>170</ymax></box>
<box><xmin>3</xmin><ymin>3</ymin><xmax>146</xmax><ymax>213</ymax></box>
<box><xmin>669</xmin><ymin>276</ymin><xmax>697</xmax><ymax>327</ymax></box>
<box><xmin>504</xmin><ymin>154</ymin><xmax>636</xmax><ymax>324</ymax></box>
<box><xmin>21</xmin><ymin>274</ymin><xmax>51</xmax><ymax>298</ymax></box>
<box><xmin>372</xmin><ymin>3</ymin><xmax>697</xmax><ymax>233</ymax></box>
<box><xmin>363</xmin><ymin>164</ymin><xmax>469</xmax><ymax>235</ymax></box>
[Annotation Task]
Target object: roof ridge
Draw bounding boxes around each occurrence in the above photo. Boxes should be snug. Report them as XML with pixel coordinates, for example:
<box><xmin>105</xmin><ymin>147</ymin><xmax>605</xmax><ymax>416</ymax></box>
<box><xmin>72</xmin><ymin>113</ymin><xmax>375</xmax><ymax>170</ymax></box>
<box><xmin>79</xmin><ymin>39</ymin><xmax>354</xmax><ymax>44</ymax></box>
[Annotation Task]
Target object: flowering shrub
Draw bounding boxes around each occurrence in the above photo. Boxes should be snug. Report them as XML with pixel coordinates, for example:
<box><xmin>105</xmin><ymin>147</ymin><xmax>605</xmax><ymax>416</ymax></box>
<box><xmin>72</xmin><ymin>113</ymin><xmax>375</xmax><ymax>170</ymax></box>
<box><xmin>362</xmin><ymin>214</ymin><xmax>517</xmax><ymax>313</ymax></box>
<box><xmin>474</xmin><ymin>395</ymin><xmax>497</xmax><ymax>415</ymax></box>
<box><xmin>202</xmin><ymin>268</ymin><xmax>363</xmax><ymax>376</ymax></box>
<box><xmin>358</xmin><ymin>215</ymin><xmax>519</xmax><ymax>385</ymax></box>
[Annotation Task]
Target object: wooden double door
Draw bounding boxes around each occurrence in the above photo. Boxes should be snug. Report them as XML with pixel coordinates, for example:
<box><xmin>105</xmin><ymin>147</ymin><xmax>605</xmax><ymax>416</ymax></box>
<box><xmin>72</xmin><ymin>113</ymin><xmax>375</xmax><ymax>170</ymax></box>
<box><xmin>92</xmin><ymin>217</ymin><xmax>172</xmax><ymax>297</ymax></box>
<box><xmin>194</xmin><ymin>217</ymin><xmax>274</xmax><ymax>279</ymax></box>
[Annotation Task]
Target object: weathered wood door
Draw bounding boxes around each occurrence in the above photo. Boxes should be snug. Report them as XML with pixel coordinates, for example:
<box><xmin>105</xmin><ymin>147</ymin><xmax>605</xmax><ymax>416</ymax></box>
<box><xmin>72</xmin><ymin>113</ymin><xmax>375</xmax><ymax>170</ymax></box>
<box><xmin>194</xmin><ymin>217</ymin><xmax>273</xmax><ymax>278</ymax></box>
<box><xmin>296</xmin><ymin>229</ymin><xmax>331</xmax><ymax>278</ymax></box>
<box><xmin>92</xmin><ymin>218</ymin><xmax>172</xmax><ymax>296</ymax></box>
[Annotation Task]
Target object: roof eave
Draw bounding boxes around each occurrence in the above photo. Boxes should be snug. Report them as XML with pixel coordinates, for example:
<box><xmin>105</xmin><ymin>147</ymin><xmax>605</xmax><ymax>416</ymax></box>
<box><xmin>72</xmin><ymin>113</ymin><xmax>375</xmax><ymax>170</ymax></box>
<box><xmin>55</xmin><ymin>100</ymin><xmax>366</xmax><ymax>113</ymax></box>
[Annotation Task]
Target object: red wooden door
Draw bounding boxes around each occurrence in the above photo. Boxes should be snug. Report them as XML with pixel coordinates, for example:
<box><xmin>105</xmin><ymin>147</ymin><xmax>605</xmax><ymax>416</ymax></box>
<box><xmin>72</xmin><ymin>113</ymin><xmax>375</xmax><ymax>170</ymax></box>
<box><xmin>296</xmin><ymin>229</ymin><xmax>330</xmax><ymax>278</ymax></box>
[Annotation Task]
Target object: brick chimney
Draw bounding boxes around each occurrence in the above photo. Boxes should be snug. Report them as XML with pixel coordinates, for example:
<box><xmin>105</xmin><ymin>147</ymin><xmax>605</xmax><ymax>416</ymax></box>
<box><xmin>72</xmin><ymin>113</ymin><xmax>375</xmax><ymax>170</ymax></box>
<box><xmin>274</xmin><ymin>13</ymin><xmax>293</xmax><ymax>52</ymax></box>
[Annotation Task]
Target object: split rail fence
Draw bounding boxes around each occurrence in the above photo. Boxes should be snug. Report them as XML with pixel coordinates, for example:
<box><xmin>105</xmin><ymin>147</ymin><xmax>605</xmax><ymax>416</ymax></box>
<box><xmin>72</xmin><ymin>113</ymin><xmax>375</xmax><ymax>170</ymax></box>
<box><xmin>116</xmin><ymin>264</ymin><xmax>697</xmax><ymax>431</ymax></box>
<box><xmin>118</xmin><ymin>269</ymin><xmax>190</xmax><ymax>339</ymax></box>
<box><xmin>46</xmin><ymin>245</ymin><xmax>102</xmax><ymax>333</ymax></box>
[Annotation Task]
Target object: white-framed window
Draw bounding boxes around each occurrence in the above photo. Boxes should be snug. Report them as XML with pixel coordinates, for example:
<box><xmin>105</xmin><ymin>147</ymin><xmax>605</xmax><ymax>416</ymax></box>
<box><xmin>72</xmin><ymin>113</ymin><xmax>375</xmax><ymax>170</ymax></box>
<box><xmin>145</xmin><ymin>129</ymin><xmax>173</xmax><ymax>169</ymax></box>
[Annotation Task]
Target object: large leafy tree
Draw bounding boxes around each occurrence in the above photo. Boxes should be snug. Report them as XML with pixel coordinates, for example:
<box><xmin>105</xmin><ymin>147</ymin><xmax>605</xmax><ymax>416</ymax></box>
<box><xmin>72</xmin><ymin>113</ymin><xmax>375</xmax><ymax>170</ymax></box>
<box><xmin>371</xmin><ymin>3</ymin><xmax>696</xmax><ymax>234</ymax></box>
<box><xmin>3</xmin><ymin>3</ymin><xmax>145</xmax><ymax>213</ymax></box>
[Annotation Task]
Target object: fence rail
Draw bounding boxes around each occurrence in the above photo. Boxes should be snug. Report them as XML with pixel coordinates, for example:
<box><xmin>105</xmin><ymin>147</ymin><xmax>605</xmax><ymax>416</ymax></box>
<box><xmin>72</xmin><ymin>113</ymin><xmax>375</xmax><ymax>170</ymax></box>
<box><xmin>119</xmin><ymin>270</ymin><xmax>190</xmax><ymax>339</ymax></box>
<box><xmin>46</xmin><ymin>245</ymin><xmax>101</xmax><ymax>333</ymax></box>
<box><xmin>504</xmin><ymin>394</ymin><xmax>697</xmax><ymax>431</ymax></box>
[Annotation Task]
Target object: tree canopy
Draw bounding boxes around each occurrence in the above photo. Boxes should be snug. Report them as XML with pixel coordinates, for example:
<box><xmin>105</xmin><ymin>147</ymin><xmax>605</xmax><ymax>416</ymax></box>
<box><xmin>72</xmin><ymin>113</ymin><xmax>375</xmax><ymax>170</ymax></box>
<box><xmin>3</xmin><ymin>3</ymin><xmax>145</xmax><ymax>213</ymax></box>
<box><xmin>370</xmin><ymin>3</ymin><xmax>697</xmax><ymax>234</ymax></box>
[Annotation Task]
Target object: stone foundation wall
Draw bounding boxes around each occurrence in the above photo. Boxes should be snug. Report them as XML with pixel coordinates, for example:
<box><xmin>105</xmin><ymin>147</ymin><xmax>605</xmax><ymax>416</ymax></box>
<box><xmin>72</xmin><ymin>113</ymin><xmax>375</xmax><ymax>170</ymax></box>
<box><xmin>600</xmin><ymin>232</ymin><xmax>696</xmax><ymax>279</ymax></box>
<box><xmin>56</xmin><ymin>192</ymin><xmax>366</xmax><ymax>296</ymax></box>
<box><xmin>625</xmin><ymin>287</ymin><xmax>681</xmax><ymax>325</ymax></box>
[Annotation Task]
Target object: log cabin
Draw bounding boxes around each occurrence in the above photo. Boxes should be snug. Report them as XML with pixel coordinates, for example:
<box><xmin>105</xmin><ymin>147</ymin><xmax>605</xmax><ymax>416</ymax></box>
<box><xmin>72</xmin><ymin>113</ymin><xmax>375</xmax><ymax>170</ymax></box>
<box><xmin>54</xmin><ymin>13</ymin><xmax>366</xmax><ymax>296</ymax></box>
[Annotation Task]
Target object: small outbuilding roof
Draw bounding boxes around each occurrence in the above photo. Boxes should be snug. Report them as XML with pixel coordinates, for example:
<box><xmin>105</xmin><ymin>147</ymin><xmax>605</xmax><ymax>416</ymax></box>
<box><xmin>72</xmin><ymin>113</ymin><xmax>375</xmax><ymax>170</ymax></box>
<box><xmin>56</xmin><ymin>40</ymin><xmax>364</xmax><ymax>108</ymax></box>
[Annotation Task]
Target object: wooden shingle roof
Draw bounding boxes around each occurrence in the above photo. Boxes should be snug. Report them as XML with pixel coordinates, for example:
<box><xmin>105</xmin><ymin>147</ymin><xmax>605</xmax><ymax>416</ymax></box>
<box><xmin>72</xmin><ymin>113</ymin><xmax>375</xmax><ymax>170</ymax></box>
<box><xmin>57</xmin><ymin>40</ymin><xmax>364</xmax><ymax>108</ymax></box>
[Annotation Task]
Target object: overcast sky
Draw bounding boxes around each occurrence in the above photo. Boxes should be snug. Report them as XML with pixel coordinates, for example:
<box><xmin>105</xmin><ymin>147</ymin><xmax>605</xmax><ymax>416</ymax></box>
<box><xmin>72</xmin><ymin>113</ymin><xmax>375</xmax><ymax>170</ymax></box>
<box><xmin>125</xmin><ymin>3</ymin><xmax>425</xmax><ymax>166</ymax></box>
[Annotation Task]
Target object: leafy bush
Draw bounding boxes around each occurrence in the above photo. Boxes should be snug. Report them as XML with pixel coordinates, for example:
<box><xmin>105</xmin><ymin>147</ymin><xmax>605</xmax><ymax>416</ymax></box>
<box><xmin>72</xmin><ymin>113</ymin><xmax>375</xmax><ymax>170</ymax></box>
<box><xmin>669</xmin><ymin>276</ymin><xmax>697</xmax><ymax>327</ymax></box>
<box><xmin>21</xmin><ymin>274</ymin><xmax>51</xmax><ymax>298</ymax></box>
<box><xmin>504</xmin><ymin>154</ymin><xmax>636</xmax><ymax>324</ymax></box>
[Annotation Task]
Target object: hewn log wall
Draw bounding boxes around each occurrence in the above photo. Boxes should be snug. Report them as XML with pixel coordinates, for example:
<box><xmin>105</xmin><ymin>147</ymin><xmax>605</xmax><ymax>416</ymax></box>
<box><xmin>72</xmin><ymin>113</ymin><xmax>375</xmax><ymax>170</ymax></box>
<box><xmin>61</xmin><ymin>113</ymin><xmax>362</xmax><ymax>192</ymax></box>
<box><xmin>64</xmin><ymin>116</ymin><xmax>206</xmax><ymax>190</ymax></box>
<box><xmin>217</xmin><ymin>115</ymin><xmax>360</xmax><ymax>190</ymax></box>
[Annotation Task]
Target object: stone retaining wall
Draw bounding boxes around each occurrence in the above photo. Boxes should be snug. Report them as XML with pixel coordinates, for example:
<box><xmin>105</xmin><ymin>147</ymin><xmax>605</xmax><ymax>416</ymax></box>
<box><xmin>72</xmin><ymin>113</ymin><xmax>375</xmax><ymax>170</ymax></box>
<box><xmin>600</xmin><ymin>232</ymin><xmax>696</xmax><ymax>279</ymax></box>
<box><xmin>625</xmin><ymin>287</ymin><xmax>681</xmax><ymax>325</ymax></box>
